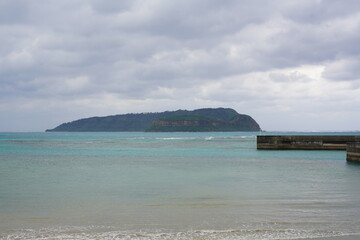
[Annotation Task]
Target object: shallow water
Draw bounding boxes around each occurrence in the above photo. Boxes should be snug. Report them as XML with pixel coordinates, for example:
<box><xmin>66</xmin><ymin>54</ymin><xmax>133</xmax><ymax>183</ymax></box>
<box><xmin>0</xmin><ymin>132</ymin><xmax>360</xmax><ymax>239</ymax></box>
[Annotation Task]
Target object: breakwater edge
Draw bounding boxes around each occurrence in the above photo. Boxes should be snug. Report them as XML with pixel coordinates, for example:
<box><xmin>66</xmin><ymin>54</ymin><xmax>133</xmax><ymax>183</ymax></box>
<box><xmin>257</xmin><ymin>134</ymin><xmax>360</xmax><ymax>163</ymax></box>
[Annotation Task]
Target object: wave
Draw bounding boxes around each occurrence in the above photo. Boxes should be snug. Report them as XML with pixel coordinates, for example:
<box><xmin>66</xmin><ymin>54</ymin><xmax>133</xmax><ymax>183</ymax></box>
<box><xmin>1</xmin><ymin>226</ymin><xmax>354</xmax><ymax>240</ymax></box>
<box><xmin>154</xmin><ymin>135</ymin><xmax>256</xmax><ymax>141</ymax></box>
<box><xmin>155</xmin><ymin>137</ymin><xmax>197</xmax><ymax>140</ymax></box>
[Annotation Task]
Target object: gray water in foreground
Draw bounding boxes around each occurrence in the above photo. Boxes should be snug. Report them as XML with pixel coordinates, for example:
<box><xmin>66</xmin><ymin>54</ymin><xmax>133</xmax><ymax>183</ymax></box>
<box><xmin>1</xmin><ymin>132</ymin><xmax>360</xmax><ymax>240</ymax></box>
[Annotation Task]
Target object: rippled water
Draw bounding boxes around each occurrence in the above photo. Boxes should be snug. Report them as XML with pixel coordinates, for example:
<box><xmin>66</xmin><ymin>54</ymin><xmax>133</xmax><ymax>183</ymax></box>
<box><xmin>0</xmin><ymin>132</ymin><xmax>360</xmax><ymax>239</ymax></box>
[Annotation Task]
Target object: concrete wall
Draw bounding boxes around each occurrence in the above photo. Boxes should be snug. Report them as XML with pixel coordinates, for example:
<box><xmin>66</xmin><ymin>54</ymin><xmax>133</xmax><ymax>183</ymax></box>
<box><xmin>257</xmin><ymin>135</ymin><xmax>360</xmax><ymax>150</ymax></box>
<box><xmin>347</xmin><ymin>142</ymin><xmax>360</xmax><ymax>163</ymax></box>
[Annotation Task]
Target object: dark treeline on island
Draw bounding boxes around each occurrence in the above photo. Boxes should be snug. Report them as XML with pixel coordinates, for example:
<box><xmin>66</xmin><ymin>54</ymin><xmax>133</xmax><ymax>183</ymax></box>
<box><xmin>46</xmin><ymin>108</ymin><xmax>261</xmax><ymax>132</ymax></box>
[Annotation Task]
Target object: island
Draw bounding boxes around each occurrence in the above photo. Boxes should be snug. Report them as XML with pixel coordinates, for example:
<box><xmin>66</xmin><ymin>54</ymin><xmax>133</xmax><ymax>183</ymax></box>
<box><xmin>45</xmin><ymin>108</ymin><xmax>261</xmax><ymax>132</ymax></box>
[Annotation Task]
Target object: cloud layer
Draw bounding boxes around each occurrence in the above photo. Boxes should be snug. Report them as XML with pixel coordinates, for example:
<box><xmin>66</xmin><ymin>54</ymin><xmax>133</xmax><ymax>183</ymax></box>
<box><xmin>1</xmin><ymin>0</ymin><xmax>360</xmax><ymax>131</ymax></box>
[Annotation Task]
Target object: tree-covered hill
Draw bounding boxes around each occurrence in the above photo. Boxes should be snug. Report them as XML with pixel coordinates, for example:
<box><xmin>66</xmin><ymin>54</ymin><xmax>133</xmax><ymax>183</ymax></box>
<box><xmin>45</xmin><ymin>108</ymin><xmax>261</xmax><ymax>132</ymax></box>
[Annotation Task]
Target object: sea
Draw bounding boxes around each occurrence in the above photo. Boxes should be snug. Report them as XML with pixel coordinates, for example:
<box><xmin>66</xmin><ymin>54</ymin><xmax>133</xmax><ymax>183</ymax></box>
<box><xmin>0</xmin><ymin>131</ymin><xmax>360</xmax><ymax>240</ymax></box>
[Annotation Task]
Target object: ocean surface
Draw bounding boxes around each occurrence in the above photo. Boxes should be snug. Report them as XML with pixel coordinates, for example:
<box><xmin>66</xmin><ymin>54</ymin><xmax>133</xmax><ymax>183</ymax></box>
<box><xmin>0</xmin><ymin>131</ymin><xmax>360</xmax><ymax>240</ymax></box>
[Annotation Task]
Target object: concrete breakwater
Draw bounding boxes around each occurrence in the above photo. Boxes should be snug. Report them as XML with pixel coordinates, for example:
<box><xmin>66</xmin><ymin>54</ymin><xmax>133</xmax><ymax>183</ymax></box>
<box><xmin>347</xmin><ymin>142</ymin><xmax>360</xmax><ymax>163</ymax></box>
<box><xmin>257</xmin><ymin>135</ymin><xmax>360</xmax><ymax>163</ymax></box>
<box><xmin>257</xmin><ymin>135</ymin><xmax>360</xmax><ymax>150</ymax></box>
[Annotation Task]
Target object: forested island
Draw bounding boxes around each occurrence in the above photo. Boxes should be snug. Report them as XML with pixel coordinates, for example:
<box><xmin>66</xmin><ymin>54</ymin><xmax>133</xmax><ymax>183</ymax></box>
<box><xmin>46</xmin><ymin>108</ymin><xmax>261</xmax><ymax>132</ymax></box>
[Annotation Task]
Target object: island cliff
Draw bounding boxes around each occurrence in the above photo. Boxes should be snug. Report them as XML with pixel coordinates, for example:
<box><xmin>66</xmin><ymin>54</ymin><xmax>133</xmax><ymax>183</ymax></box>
<box><xmin>147</xmin><ymin>114</ymin><xmax>260</xmax><ymax>132</ymax></box>
<box><xmin>46</xmin><ymin>108</ymin><xmax>261</xmax><ymax>132</ymax></box>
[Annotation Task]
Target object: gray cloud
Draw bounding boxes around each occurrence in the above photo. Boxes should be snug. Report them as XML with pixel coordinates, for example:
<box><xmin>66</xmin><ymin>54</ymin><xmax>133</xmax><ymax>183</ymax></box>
<box><xmin>282</xmin><ymin>0</ymin><xmax>360</xmax><ymax>24</ymax></box>
<box><xmin>1</xmin><ymin>0</ymin><xmax>360</xmax><ymax>131</ymax></box>
<box><xmin>323</xmin><ymin>57</ymin><xmax>360</xmax><ymax>81</ymax></box>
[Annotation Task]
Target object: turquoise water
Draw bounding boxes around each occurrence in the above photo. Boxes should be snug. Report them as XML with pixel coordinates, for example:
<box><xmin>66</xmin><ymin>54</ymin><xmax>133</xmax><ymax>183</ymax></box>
<box><xmin>0</xmin><ymin>132</ymin><xmax>360</xmax><ymax>239</ymax></box>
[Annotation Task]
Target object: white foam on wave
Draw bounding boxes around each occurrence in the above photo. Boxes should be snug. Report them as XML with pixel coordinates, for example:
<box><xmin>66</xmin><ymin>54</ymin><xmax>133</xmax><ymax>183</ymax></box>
<box><xmin>155</xmin><ymin>137</ymin><xmax>196</xmax><ymax>140</ymax></box>
<box><xmin>154</xmin><ymin>135</ymin><xmax>256</xmax><ymax>141</ymax></box>
<box><xmin>0</xmin><ymin>226</ymin><xmax>349</xmax><ymax>240</ymax></box>
<box><xmin>240</xmin><ymin>135</ymin><xmax>256</xmax><ymax>139</ymax></box>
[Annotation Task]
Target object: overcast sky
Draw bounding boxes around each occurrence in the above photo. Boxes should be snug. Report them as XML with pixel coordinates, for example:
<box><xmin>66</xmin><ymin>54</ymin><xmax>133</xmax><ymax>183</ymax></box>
<box><xmin>1</xmin><ymin>0</ymin><xmax>360</xmax><ymax>132</ymax></box>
